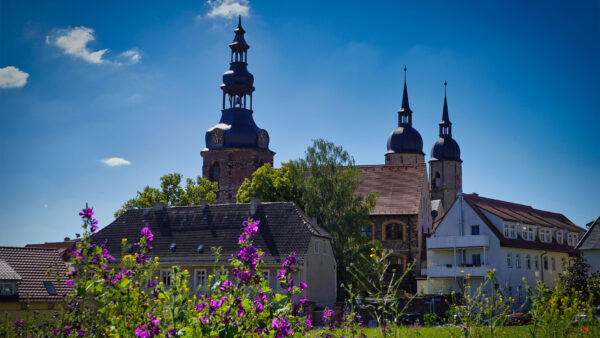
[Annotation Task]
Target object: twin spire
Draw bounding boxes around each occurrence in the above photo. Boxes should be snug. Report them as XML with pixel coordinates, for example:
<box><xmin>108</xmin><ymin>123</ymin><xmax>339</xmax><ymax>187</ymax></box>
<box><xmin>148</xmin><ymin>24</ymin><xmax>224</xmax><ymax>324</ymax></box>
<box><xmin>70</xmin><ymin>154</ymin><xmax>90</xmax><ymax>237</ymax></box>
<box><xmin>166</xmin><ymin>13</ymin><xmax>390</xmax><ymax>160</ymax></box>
<box><xmin>399</xmin><ymin>68</ymin><xmax>453</xmax><ymax>137</ymax></box>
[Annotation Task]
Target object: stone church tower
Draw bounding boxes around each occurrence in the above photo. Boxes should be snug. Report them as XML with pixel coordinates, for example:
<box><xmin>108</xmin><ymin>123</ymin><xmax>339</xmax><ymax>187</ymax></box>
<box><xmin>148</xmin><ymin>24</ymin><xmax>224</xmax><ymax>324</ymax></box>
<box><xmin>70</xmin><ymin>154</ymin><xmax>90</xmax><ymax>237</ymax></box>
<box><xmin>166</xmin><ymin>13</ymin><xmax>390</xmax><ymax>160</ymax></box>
<box><xmin>429</xmin><ymin>82</ymin><xmax>462</xmax><ymax>211</ymax></box>
<box><xmin>385</xmin><ymin>68</ymin><xmax>425</xmax><ymax>164</ymax></box>
<box><xmin>201</xmin><ymin>18</ymin><xmax>274</xmax><ymax>203</ymax></box>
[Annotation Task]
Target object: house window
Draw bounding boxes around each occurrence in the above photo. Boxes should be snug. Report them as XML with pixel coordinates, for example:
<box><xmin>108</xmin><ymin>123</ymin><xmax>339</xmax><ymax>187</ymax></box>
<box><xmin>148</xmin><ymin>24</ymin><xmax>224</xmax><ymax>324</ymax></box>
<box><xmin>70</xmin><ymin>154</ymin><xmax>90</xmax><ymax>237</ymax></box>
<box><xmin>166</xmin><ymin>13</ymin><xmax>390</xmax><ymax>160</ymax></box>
<box><xmin>543</xmin><ymin>256</ymin><xmax>548</xmax><ymax>270</ymax></box>
<box><xmin>551</xmin><ymin>257</ymin><xmax>556</xmax><ymax>271</ymax></box>
<box><xmin>561</xmin><ymin>257</ymin><xmax>567</xmax><ymax>270</ymax></box>
<box><xmin>472</xmin><ymin>254</ymin><xmax>481</xmax><ymax>266</ymax></box>
<box><xmin>44</xmin><ymin>282</ymin><xmax>57</xmax><ymax>296</ymax></box>
<box><xmin>534</xmin><ymin>256</ymin><xmax>539</xmax><ymax>270</ymax></box>
<box><xmin>387</xmin><ymin>255</ymin><xmax>404</xmax><ymax>273</ymax></box>
<box><xmin>0</xmin><ymin>281</ymin><xmax>16</xmax><ymax>296</ymax></box>
<box><xmin>517</xmin><ymin>286</ymin><xmax>522</xmax><ymax>302</ymax></box>
<box><xmin>526</xmin><ymin>255</ymin><xmax>531</xmax><ymax>269</ymax></box>
<box><xmin>209</xmin><ymin>162</ymin><xmax>220</xmax><ymax>181</ymax></box>
<box><xmin>515</xmin><ymin>254</ymin><xmax>521</xmax><ymax>269</ymax></box>
<box><xmin>567</xmin><ymin>233</ymin><xmax>578</xmax><ymax>247</ymax></box>
<box><xmin>556</xmin><ymin>231</ymin><xmax>563</xmax><ymax>244</ymax></box>
<box><xmin>194</xmin><ymin>269</ymin><xmax>207</xmax><ymax>290</ymax></box>
<box><xmin>539</xmin><ymin>228</ymin><xmax>545</xmax><ymax>242</ymax></box>
<box><xmin>433</xmin><ymin>172</ymin><xmax>441</xmax><ymax>189</ymax></box>
<box><xmin>384</xmin><ymin>223</ymin><xmax>404</xmax><ymax>241</ymax></box>
<box><xmin>507</xmin><ymin>253</ymin><xmax>512</xmax><ymax>268</ymax></box>
<box><xmin>471</xmin><ymin>225</ymin><xmax>480</xmax><ymax>236</ymax></box>
<box><xmin>521</xmin><ymin>226</ymin><xmax>528</xmax><ymax>239</ymax></box>
<box><xmin>528</xmin><ymin>227</ymin><xmax>535</xmax><ymax>240</ymax></box>
<box><xmin>504</xmin><ymin>224</ymin><xmax>516</xmax><ymax>238</ymax></box>
<box><xmin>314</xmin><ymin>241</ymin><xmax>319</xmax><ymax>254</ymax></box>
<box><xmin>160</xmin><ymin>269</ymin><xmax>172</xmax><ymax>287</ymax></box>
<box><xmin>361</xmin><ymin>224</ymin><xmax>373</xmax><ymax>239</ymax></box>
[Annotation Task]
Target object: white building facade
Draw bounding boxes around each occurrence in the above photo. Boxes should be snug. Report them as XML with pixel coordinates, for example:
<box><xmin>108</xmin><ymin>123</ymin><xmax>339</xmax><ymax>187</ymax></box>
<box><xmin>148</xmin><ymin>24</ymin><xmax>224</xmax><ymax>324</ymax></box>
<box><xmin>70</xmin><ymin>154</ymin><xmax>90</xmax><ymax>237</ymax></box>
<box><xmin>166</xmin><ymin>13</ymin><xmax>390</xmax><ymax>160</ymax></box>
<box><xmin>419</xmin><ymin>193</ymin><xmax>584</xmax><ymax>304</ymax></box>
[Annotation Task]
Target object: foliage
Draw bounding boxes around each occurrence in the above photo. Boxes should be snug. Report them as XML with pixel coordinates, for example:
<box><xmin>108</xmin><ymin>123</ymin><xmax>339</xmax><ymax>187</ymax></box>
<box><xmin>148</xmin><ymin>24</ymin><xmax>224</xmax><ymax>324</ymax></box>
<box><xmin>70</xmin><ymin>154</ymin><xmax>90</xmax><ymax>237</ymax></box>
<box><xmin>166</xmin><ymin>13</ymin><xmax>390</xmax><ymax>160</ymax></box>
<box><xmin>237</xmin><ymin>139</ymin><xmax>378</xmax><ymax>297</ymax></box>
<box><xmin>556</xmin><ymin>256</ymin><xmax>600</xmax><ymax>303</ymax></box>
<box><xmin>422</xmin><ymin>313</ymin><xmax>438</xmax><ymax>327</ymax></box>
<box><xmin>343</xmin><ymin>247</ymin><xmax>415</xmax><ymax>336</ymax></box>
<box><xmin>448</xmin><ymin>269</ymin><xmax>513</xmax><ymax>338</ymax></box>
<box><xmin>115</xmin><ymin>173</ymin><xmax>218</xmax><ymax>218</ymax></box>
<box><xmin>2</xmin><ymin>206</ymin><xmax>315</xmax><ymax>337</ymax></box>
<box><xmin>525</xmin><ymin>278</ymin><xmax>600</xmax><ymax>338</ymax></box>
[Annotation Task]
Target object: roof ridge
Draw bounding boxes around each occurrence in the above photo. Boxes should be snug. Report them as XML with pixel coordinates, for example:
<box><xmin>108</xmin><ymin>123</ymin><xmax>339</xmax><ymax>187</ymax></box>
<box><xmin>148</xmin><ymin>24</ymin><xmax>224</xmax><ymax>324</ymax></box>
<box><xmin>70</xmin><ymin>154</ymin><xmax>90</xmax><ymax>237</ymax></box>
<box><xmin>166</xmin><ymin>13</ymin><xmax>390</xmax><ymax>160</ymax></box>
<box><xmin>0</xmin><ymin>246</ymin><xmax>61</xmax><ymax>252</ymax></box>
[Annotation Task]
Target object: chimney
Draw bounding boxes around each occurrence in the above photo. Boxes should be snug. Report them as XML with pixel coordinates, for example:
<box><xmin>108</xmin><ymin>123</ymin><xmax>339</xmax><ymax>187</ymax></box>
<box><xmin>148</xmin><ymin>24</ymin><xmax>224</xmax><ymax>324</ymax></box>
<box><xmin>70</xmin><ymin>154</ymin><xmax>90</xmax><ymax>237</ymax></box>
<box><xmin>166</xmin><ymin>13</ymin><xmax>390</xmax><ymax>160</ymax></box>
<box><xmin>311</xmin><ymin>217</ymin><xmax>318</xmax><ymax>228</ymax></box>
<box><xmin>200</xmin><ymin>200</ymin><xmax>209</xmax><ymax>210</ymax></box>
<box><xmin>153</xmin><ymin>202</ymin><xmax>166</xmax><ymax>211</ymax></box>
<box><xmin>250</xmin><ymin>198</ymin><xmax>261</xmax><ymax>216</ymax></box>
<box><xmin>64</xmin><ymin>237</ymin><xmax>70</xmax><ymax>242</ymax></box>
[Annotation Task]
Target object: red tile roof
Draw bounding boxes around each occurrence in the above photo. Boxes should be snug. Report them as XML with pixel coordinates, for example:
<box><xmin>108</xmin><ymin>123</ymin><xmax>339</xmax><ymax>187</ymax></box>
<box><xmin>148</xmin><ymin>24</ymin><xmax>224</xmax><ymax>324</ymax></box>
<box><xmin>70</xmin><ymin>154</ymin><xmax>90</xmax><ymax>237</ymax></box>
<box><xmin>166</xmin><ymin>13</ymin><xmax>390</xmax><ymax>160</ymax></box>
<box><xmin>462</xmin><ymin>194</ymin><xmax>584</xmax><ymax>253</ymax></box>
<box><xmin>356</xmin><ymin>164</ymin><xmax>427</xmax><ymax>215</ymax></box>
<box><xmin>0</xmin><ymin>247</ymin><xmax>69</xmax><ymax>302</ymax></box>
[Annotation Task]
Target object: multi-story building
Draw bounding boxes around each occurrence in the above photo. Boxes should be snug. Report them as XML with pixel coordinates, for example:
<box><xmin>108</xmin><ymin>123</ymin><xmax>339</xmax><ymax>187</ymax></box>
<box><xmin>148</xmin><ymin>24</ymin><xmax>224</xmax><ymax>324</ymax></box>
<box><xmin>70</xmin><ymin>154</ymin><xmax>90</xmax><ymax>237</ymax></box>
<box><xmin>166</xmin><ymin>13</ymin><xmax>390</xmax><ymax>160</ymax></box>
<box><xmin>576</xmin><ymin>216</ymin><xmax>600</xmax><ymax>273</ymax></box>
<box><xmin>419</xmin><ymin>192</ymin><xmax>584</xmax><ymax>303</ymax></box>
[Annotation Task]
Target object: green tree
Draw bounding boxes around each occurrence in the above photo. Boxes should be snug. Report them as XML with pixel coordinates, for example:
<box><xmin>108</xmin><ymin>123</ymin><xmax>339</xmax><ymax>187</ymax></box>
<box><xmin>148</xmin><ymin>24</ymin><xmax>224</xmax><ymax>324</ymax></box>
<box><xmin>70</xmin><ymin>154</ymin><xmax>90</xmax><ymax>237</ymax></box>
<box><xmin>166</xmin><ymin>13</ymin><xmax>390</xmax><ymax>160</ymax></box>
<box><xmin>237</xmin><ymin>139</ymin><xmax>378</xmax><ymax>298</ymax></box>
<box><xmin>114</xmin><ymin>173</ymin><xmax>218</xmax><ymax>218</ymax></box>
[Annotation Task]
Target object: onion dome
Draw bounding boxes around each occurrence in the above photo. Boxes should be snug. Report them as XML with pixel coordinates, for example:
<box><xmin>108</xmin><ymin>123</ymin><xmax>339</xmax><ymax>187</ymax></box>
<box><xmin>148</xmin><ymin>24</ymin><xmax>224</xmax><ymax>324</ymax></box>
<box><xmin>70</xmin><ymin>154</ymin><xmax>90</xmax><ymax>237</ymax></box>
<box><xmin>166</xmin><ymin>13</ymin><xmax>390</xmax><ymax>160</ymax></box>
<box><xmin>386</xmin><ymin>68</ymin><xmax>424</xmax><ymax>155</ymax></box>
<box><xmin>430</xmin><ymin>82</ymin><xmax>462</xmax><ymax>161</ymax></box>
<box><xmin>204</xmin><ymin>17</ymin><xmax>271</xmax><ymax>152</ymax></box>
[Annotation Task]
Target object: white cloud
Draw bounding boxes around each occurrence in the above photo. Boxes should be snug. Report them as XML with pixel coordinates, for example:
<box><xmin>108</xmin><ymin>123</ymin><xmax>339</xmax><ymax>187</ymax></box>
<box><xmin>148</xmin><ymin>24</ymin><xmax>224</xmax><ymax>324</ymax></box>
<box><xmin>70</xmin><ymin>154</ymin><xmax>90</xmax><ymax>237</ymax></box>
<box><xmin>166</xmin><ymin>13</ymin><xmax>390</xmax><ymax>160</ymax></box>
<box><xmin>46</xmin><ymin>26</ymin><xmax>142</xmax><ymax>65</ymax></box>
<box><xmin>46</xmin><ymin>26</ymin><xmax>109</xmax><ymax>64</ymax></box>
<box><xmin>121</xmin><ymin>49</ymin><xmax>141</xmax><ymax>64</ymax></box>
<box><xmin>206</xmin><ymin>0</ymin><xmax>250</xmax><ymax>18</ymax></box>
<box><xmin>44</xmin><ymin>204</ymin><xmax>48</xmax><ymax>208</ymax></box>
<box><xmin>0</xmin><ymin>66</ymin><xmax>29</xmax><ymax>88</ymax></box>
<box><xmin>101</xmin><ymin>157</ymin><xmax>132</xmax><ymax>167</ymax></box>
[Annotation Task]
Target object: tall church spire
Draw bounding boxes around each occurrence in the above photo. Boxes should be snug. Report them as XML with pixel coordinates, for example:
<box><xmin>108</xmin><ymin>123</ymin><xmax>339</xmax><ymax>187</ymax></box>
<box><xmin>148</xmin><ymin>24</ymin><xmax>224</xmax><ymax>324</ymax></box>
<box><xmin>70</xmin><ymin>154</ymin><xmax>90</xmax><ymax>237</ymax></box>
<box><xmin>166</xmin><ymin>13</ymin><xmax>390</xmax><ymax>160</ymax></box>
<box><xmin>202</xmin><ymin>18</ymin><xmax>274</xmax><ymax>203</ymax></box>
<box><xmin>385</xmin><ymin>67</ymin><xmax>424</xmax><ymax>164</ymax></box>
<box><xmin>399</xmin><ymin>67</ymin><xmax>413</xmax><ymax>126</ymax></box>
<box><xmin>439</xmin><ymin>81</ymin><xmax>452</xmax><ymax>137</ymax></box>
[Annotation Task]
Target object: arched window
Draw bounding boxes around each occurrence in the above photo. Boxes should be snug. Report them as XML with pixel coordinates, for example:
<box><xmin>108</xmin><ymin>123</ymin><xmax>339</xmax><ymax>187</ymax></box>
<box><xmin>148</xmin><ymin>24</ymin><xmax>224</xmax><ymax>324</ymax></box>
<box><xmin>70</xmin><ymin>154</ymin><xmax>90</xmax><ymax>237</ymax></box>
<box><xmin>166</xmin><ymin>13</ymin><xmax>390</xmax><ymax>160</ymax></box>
<box><xmin>387</xmin><ymin>254</ymin><xmax>405</xmax><ymax>273</ymax></box>
<box><xmin>361</xmin><ymin>223</ymin><xmax>374</xmax><ymax>240</ymax></box>
<box><xmin>384</xmin><ymin>222</ymin><xmax>405</xmax><ymax>241</ymax></box>
<box><xmin>433</xmin><ymin>172</ymin><xmax>441</xmax><ymax>189</ymax></box>
<box><xmin>209</xmin><ymin>162</ymin><xmax>220</xmax><ymax>182</ymax></box>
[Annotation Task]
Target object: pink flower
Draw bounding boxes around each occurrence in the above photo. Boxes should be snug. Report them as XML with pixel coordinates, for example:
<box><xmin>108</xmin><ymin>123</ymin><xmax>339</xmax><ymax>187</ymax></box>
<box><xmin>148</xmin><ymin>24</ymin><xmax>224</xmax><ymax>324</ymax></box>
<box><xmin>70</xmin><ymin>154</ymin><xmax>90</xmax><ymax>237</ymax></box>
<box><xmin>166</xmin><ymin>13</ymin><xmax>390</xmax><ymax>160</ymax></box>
<box><xmin>298</xmin><ymin>282</ymin><xmax>307</xmax><ymax>290</ymax></box>
<box><xmin>65</xmin><ymin>280</ymin><xmax>74</xmax><ymax>287</ymax></box>
<box><xmin>140</xmin><ymin>225</ymin><xmax>154</xmax><ymax>242</ymax></box>
<box><xmin>79</xmin><ymin>204</ymin><xmax>94</xmax><ymax>219</ymax></box>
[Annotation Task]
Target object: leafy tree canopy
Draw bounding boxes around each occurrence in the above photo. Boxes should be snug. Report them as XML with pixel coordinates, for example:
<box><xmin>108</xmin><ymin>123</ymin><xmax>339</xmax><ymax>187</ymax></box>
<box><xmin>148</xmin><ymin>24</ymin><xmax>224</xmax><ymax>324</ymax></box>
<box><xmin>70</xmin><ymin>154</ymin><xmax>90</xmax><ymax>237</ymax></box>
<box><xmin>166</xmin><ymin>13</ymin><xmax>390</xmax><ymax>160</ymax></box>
<box><xmin>115</xmin><ymin>173</ymin><xmax>218</xmax><ymax>218</ymax></box>
<box><xmin>237</xmin><ymin>139</ymin><xmax>379</xmax><ymax>297</ymax></box>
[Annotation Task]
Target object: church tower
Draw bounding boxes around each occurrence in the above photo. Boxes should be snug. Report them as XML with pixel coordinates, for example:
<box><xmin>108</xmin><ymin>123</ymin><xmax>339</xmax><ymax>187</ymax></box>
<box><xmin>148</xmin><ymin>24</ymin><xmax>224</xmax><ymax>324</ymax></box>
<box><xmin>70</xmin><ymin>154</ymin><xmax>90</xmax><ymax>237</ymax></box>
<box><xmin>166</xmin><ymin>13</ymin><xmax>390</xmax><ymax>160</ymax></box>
<box><xmin>385</xmin><ymin>68</ymin><xmax>425</xmax><ymax>164</ymax></box>
<box><xmin>429</xmin><ymin>82</ymin><xmax>462</xmax><ymax>211</ymax></box>
<box><xmin>201</xmin><ymin>17</ymin><xmax>274</xmax><ymax>203</ymax></box>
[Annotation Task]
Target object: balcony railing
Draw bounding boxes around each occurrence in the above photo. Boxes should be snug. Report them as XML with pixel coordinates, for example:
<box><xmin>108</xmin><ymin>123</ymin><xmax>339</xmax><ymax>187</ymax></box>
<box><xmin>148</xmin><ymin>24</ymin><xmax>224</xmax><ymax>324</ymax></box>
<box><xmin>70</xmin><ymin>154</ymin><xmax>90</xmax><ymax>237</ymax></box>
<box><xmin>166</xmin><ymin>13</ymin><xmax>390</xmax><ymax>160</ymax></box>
<box><xmin>427</xmin><ymin>235</ymin><xmax>489</xmax><ymax>249</ymax></box>
<box><xmin>426</xmin><ymin>265</ymin><xmax>492</xmax><ymax>278</ymax></box>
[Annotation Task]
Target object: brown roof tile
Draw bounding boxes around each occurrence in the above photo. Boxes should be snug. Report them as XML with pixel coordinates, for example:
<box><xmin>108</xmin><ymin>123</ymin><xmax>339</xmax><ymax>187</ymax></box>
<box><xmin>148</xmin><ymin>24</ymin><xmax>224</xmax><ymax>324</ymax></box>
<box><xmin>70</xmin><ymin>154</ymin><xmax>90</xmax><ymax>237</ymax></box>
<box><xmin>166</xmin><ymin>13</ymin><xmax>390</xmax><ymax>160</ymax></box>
<box><xmin>356</xmin><ymin>164</ymin><xmax>427</xmax><ymax>215</ymax></box>
<box><xmin>0</xmin><ymin>247</ymin><xmax>69</xmax><ymax>302</ymax></box>
<box><xmin>462</xmin><ymin>194</ymin><xmax>583</xmax><ymax>253</ymax></box>
<box><xmin>93</xmin><ymin>202</ymin><xmax>332</xmax><ymax>265</ymax></box>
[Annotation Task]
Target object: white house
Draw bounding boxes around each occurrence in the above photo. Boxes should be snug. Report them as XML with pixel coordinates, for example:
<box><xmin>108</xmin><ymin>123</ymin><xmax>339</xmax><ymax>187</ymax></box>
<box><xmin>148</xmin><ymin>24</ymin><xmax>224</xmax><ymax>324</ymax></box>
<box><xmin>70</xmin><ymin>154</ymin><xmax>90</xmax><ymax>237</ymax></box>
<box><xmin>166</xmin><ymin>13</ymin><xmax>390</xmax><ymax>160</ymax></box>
<box><xmin>576</xmin><ymin>216</ymin><xmax>600</xmax><ymax>273</ymax></box>
<box><xmin>419</xmin><ymin>193</ymin><xmax>584</xmax><ymax>304</ymax></box>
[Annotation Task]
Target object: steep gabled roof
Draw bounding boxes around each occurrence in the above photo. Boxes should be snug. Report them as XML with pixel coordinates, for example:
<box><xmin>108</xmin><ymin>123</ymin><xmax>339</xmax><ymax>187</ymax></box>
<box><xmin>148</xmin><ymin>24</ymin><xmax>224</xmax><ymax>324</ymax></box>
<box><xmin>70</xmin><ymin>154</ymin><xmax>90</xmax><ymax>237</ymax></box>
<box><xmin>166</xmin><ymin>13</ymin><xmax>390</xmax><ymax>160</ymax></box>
<box><xmin>462</xmin><ymin>194</ymin><xmax>582</xmax><ymax>253</ymax></box>
<box><xmin>94</xmin><ymin>202</ymin><xmax>332</xmax><ymax>265</ymax></box>
<box><xmin>355</xmin><ymin>164</ymin><xmax>427</xmax><ymax>215</ymax></box>
<box><xmin>463</xmin><ymin>194</ymin><xmax>583</xmax><ymax>232</ymax></box>
<box><xmin>576</xmin><ymin>216</ymin><xmax>600</xmax><ymax>251</ymax></box>
<box><xmin>0</xmin><ymin>259</ymin><xmax>21</xmax><ymax>280</ymax></box>
<box><xmin>0</xmin><ymin>247</ymin><xmax>69</xmax><ymax>302</ymax></box>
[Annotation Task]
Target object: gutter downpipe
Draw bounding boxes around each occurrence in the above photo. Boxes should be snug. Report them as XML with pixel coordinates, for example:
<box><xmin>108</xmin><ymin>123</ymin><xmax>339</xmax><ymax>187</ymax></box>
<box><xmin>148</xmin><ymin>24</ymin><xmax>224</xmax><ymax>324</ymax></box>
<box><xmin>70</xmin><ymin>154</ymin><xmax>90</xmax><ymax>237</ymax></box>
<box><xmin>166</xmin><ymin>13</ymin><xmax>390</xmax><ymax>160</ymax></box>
<box><xmin>540</xmin><ymin>251</ymin><xmax>547</xmax><ymax>284</ymax></box>
<box><xmin>455</xmin><ymin>190</ymin><xmax>464</xmax><ymax>286</ymax></box>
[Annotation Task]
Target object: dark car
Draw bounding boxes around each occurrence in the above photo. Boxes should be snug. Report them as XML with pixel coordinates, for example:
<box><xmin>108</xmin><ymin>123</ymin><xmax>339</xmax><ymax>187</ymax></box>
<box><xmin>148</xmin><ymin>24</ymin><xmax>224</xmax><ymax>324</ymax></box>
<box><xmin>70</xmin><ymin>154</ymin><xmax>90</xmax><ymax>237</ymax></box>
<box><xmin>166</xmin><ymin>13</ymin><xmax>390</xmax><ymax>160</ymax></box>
<box><xmin>400</xmin><ymin>313</ymin><xmax>423</xmax><ymax>325</ymax></box>
<box><xmin>506</xmin><ymin>312</ymin><xmax>531</xmax><ymax>326</ymax></box>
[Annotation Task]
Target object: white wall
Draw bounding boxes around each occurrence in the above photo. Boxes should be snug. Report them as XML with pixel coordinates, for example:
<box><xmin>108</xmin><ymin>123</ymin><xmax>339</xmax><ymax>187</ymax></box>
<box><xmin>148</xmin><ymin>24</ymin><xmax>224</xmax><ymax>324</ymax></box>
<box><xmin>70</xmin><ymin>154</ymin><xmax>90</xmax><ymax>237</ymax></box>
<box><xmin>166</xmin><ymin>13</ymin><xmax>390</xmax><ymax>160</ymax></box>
<box><xmin>304</xmin><ymin>237</ymin><xmax>336</xmax><ymax>307</ymax></box>
<box><xmin>581</xmin><ymin>250</ymin><xmax>600</xmax><ymax>274</ymax></box>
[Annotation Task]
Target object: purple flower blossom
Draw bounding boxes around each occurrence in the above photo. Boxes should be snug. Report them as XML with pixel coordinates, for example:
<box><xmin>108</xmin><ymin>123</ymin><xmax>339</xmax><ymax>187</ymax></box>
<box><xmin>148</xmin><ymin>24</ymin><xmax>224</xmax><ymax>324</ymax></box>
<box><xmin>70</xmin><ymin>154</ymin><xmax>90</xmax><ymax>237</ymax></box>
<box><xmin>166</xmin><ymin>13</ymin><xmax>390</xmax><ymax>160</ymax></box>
<box><xmin>147</xmin><ymin>280</ymin><xmax>156</xmax><ymax>288</ymax></box>
<box><xmin>141</xmin><ymin>225</ymin><xmax>154</xmax><ymax>242</ymax></box>
<box><xmin>271</xmin><ymin>317</ymin><xmax>293</xmax><ymax>337</ymax></box>
<box><xmin>298</xmin><ymin>282</ymin><xmax>307</xmax><ymax>290</ymax></box>
<box><xmin>79</xmin><ymin>204</ymin><xmax>94</xmax><ymax>219</ymax></box>
<box><xmin>65</xmin><ymin>280</ymin><xmax>74</xmax><ymax>287</ymax></box>
<box><xmin>323</xmin><ymin>307</ymin><xmax>335</xmax><ymax>329</ymax></box>
<box><xmin>462</xmin><ymin>326</ymin><xmax>468</xmax><ymax>331</ymax></box>
<box><xmin>220</xmin><ymin>280</ymin><xmax>233</xmax><ymax>292</ymax></box>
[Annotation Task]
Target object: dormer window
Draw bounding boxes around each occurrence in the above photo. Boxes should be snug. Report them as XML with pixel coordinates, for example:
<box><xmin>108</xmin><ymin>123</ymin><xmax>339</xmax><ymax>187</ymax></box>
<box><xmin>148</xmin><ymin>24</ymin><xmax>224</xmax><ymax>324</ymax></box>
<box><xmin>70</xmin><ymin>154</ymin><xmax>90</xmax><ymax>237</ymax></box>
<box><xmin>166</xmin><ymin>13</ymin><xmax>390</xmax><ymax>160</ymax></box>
<box><xmin>539</xmin><ymin>228</ymin><xmax>552</xmax><ymax>243</ymax></box>
<box><xmin>0</xmin><ymin>281</ymin><xmax>17</xmax><ymax>296</ymax></box>
<box><xmin>503</xmin><ymin>224</ymin><xmax>516</xmax><ymax>238</ymax></box>
<box><xmin>567</xmin><ymin>233</ymin><xmax>578</xmax><ymax>247</ymax></box>
<box><xmin>556</xmin><ymin>231</ymin><xmax>563</xmax><ymax>244</ymax></box>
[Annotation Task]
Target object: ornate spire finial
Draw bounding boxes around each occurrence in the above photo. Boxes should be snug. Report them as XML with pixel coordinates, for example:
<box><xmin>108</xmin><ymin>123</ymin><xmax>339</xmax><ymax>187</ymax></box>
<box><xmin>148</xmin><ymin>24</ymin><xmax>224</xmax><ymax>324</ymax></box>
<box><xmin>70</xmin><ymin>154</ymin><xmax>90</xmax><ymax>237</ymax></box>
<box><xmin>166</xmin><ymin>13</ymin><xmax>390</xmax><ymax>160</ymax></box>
<box><xmin>238</xmin><ymin>15</ymin><xmax>242</xmax><ymax>28</ymax></box>
<box><xmin>444</xmin><ymin>81</ymin><xmax>447</xmax><ymax>95</ymax></box>
<box><xmin>404</xmin><ymin>66</ymin><xmax>407</xmax><ymax>82</ymax></box>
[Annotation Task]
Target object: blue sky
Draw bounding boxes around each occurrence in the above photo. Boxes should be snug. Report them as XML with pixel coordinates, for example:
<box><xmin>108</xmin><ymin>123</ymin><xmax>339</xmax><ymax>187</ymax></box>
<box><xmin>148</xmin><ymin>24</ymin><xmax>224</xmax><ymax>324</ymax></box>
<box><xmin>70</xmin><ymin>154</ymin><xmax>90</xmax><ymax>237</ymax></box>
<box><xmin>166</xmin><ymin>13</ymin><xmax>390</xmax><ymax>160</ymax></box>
<box><xmin>0</xmin><ymin>0</ymin><xmax>598</xmax><ymax>245</ymax></box>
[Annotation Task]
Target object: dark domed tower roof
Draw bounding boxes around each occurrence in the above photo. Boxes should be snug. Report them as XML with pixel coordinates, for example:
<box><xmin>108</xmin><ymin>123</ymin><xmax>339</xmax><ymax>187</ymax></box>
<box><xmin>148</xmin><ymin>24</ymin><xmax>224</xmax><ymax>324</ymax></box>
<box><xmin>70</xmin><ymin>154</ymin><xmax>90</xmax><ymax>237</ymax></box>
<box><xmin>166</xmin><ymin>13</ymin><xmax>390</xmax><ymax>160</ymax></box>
<box><xmin>386</xmin><ymin>68</ymin><xmax>424</xmax><ymax>155</ymax></box>
<box><xmin>204</xmin><ymin>16</ymin><xmax>271</xmax><ymax>152</ymax></box>
<box><xmin>430</xmin><ymin>83</ymin><xmax>461</xmax><ymax>162</ymax></box>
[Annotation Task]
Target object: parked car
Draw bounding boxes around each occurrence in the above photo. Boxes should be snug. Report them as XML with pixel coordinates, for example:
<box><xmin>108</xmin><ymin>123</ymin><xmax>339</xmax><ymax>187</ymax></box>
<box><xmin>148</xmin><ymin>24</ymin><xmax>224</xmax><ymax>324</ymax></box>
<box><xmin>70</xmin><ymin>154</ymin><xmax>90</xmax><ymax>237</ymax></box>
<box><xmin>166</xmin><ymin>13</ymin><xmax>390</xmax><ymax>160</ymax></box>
<box><xmin>400</xmin><ymin>313</ymin><xmax>423</xmax><ymax>325</ymax></box>
<box><xmin>506</xmin><ymin>312</ymin><xmax>531</xmax><ymax>326</ymax></box>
